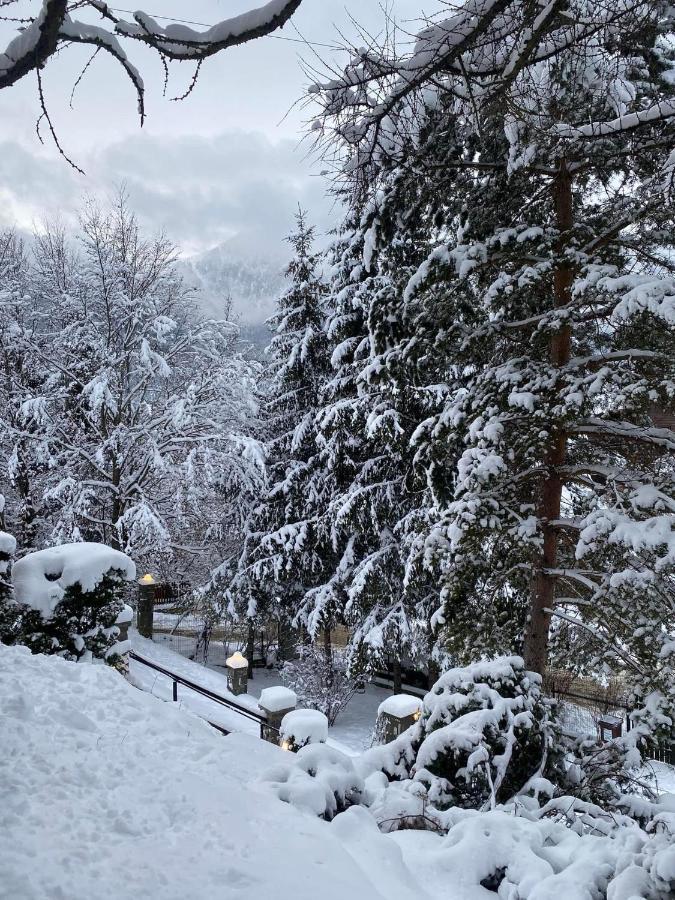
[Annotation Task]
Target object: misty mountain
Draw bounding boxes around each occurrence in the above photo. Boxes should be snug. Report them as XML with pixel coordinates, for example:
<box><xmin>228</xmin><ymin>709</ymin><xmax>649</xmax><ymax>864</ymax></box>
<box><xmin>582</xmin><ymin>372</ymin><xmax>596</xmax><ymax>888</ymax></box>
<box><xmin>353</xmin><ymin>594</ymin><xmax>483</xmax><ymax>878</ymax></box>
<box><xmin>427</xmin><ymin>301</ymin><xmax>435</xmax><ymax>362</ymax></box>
<box><xmin>180</xmin><ymin>237</ymin><xmax>287</xmax><ymax>334</ymax></box>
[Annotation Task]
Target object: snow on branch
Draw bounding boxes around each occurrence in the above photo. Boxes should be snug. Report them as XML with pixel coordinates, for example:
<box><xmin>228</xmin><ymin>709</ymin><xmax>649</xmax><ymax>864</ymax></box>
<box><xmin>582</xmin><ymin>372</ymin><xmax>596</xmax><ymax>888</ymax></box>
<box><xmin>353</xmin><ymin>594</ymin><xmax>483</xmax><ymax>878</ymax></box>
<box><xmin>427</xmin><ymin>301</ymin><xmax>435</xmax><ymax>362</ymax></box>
<box><xmin>0</xmin><ymin>0</ymin><xmax>302</xmax><ymax>139</ymax></box>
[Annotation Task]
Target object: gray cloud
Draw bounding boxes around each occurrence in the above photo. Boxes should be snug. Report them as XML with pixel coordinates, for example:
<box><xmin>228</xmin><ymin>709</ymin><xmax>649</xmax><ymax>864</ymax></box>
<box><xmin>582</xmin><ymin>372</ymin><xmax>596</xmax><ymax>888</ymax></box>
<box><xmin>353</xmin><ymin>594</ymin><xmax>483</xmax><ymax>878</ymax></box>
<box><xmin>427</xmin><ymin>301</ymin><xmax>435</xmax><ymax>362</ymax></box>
<box><xmin>0</xmin><ymin>129</ymin><xmax>336</xmax><ymax>258</ymax></box>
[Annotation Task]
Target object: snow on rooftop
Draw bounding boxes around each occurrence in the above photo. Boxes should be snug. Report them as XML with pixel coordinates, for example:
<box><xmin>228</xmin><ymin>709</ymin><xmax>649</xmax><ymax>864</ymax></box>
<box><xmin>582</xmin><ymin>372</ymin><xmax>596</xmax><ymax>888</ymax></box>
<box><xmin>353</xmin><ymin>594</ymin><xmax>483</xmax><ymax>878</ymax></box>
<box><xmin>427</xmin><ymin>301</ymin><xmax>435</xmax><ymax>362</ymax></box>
<box><xmin>378</xmin><ymin>694</ymin><xmax>423</xmax><ymax>719</ymax></box>
<box><xmin>12</xmin><ymin>543</ymin><xmax>136</xmax><ymax>618</ymax></box>
<box><xmin>259</xmin><ymin>685</ymin><xmax>297</xmax><ymax>712</ymax></box>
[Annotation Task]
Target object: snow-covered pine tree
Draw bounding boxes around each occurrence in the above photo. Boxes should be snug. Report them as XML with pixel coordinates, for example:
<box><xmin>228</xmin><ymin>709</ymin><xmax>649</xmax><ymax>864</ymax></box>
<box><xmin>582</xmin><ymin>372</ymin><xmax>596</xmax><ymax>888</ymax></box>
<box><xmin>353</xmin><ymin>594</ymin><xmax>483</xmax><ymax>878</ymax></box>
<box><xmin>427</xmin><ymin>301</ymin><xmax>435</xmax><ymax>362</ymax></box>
<box><xmin>312</xmin><ymin>194</ymin><xmax>444</xmax><ymax>687</ymax></box>
<box><xmin>236</xmin><ymin>210</ymin><xmax>332</xmax><ymax>649</ymax></box>
<box><xmin>0</xmin><ymin>229</ymin><xmax>47</xmax><ymax>549</ymax></box>
<box><xmin>312</xmin><ymin>1</ymin><xmax>675</xmax><ymax>742</ymax></box>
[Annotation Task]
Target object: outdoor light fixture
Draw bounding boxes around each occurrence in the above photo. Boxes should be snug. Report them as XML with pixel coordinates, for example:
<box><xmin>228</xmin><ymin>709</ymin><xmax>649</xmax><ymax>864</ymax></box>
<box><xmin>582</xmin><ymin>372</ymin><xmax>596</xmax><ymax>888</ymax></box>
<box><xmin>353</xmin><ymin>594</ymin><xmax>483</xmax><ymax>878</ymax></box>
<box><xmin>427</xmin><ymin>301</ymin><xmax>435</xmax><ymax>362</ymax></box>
<box><xmin>138</xmin><ymin>573</ymin><xmax>156</xmax><ymax>585</ymax></box>
<box><xmin>226</xmin><ymin>651</ymin><xmax>248</xmax><ymax>669</ymax></box>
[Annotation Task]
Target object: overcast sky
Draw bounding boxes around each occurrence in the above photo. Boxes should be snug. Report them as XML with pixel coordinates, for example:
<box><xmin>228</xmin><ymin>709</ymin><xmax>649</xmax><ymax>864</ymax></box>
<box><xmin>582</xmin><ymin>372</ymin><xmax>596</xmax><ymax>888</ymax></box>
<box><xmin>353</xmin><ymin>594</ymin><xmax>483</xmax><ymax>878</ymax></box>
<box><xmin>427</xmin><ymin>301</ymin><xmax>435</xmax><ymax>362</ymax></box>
<box><xmin>0</xmin><ymin>1</ymin><xmax>426</xmax><ymax>259</ymax></box>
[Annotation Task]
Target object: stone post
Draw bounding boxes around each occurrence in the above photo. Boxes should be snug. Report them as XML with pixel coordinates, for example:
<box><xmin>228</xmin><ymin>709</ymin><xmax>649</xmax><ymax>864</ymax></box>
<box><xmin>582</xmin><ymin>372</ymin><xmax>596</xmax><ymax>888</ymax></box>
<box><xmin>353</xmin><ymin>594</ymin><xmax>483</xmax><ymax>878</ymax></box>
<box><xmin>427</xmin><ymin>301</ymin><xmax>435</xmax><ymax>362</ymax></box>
<box><xmin>113</xmin><ymin>603</ymin><xmax>133</xmax><ymax>675</ymax></box>
<box><xmin>258</xmin><ymin>686</ymin><xmax>297</xmax><ymax>744</ymax></box>
<box><xmin>137</xmin><ymin>573</ymin><xmax>156</xmax><ymax>639</ymax></box>
<box><xmin>376</xmin><ymin>694</ymin><xmax>423</xmax><ymax>744</ymax></box>
<box><xmin>226</xmin><ymin>651</ymin><xmax>249</xmax><ymax>696</ymax></box>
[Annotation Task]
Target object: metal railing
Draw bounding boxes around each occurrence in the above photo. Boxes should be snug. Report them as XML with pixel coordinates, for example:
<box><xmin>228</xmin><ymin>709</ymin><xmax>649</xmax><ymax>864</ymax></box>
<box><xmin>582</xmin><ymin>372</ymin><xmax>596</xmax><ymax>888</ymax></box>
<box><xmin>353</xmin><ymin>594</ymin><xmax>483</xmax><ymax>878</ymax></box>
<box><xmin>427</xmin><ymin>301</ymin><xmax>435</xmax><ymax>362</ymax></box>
<box><xmin>129</xmin><ymin>650</ymin><xmax>278</xmax><ymax>740</ymax></box>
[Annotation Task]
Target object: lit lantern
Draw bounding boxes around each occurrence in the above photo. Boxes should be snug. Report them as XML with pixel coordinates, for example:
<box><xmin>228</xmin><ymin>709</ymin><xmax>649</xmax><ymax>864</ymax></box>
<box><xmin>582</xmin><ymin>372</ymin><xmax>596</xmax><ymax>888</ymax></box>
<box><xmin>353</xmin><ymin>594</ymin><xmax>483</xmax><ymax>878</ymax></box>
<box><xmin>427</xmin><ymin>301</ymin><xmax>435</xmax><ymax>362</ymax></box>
<box><xmin>138</xmin><ymin>573</ymin><xmax>156</xmax><ymax>585</ymax></box>
<box><xmin>226</xmin><ymin>651</ymin><xmax>248</xmax><ymax>696</ymax></box>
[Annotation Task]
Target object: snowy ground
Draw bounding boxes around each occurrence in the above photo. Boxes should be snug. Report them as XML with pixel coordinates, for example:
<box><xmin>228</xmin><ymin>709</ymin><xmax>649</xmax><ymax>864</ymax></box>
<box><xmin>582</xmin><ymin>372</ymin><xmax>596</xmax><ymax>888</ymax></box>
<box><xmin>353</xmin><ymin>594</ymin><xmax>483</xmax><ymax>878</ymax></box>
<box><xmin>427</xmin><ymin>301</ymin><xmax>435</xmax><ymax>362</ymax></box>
<box><xmin>0</xmin><ymin>643</ymin><xmax>432</xmax><ymax>900</ymax></box>
<box><xmin>131</xmin><ymin>629</ymin><xmax>386</xmax><ymax>753</ymax></box>
<box><xmin>3</xmin><ymin>644</ymin><xmax>675</xmax><ymax>899</ymax></box>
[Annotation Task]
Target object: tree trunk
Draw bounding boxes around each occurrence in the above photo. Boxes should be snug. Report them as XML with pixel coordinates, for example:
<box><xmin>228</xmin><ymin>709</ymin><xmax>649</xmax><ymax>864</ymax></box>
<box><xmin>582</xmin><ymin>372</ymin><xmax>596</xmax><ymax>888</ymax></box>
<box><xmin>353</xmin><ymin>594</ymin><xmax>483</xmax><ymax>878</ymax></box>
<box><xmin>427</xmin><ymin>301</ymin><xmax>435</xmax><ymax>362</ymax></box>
<box><xmin>427</xmin><ymin>657</ymin><xmax>440</xmax><ymax>690</ymax></box>
<box><xmin>523</xmin><ymin>159</ymin><xmax>573</xmax><ymax>677</ymax></box>
<box><xmin>392</xmin><ymin>656</ymin><xmax>402</xmax><ymax>694</ymax></box>
<box><xmin>246</xmin><ymin>622</ymin><xmax>255</xmax><ymax>680</ymax></box>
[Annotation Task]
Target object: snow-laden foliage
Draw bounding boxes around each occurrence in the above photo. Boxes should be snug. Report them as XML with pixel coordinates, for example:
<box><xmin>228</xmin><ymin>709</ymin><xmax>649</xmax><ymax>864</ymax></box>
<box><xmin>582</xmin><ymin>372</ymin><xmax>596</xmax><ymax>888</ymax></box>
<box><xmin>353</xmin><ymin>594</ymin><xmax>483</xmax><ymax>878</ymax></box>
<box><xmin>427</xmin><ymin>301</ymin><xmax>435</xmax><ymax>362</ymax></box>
<box><xmin>301</xmin><ymin>0</ymin><xmax>675</xmax><ymax>737</ymax></box>
<box><xmin>282</xmin><ymin>645</ymin><xmax>360</xmax><ymax>726</ymax></box>
<box><xmin>0</xmin><ymin>198</ymin><xmax>264</xmax><ymax>582</ymax></box>
<box><xmin>0</xmin><ymin>512</ymin><xmax>17</xmax><ymax>644</ymax></box>
<box><xmin>11</xmin><ymin>542</ymin><xmax>134</xmax><ymax>665</ymax></box>
<box><xmin>261</xmin><ymin>743</ymin><xmax>364</xmax><ymax>820</ymax></box>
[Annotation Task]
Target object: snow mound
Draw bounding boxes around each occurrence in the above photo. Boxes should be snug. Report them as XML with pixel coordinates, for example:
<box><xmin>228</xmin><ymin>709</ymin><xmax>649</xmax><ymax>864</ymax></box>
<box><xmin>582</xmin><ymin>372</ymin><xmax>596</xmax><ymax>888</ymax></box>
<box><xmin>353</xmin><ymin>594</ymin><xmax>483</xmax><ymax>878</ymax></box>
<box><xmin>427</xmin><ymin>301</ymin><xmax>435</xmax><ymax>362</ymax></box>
<box><xmin>262</xmin><ymin>743</ymin><xmax>364</xmax><ymax>820</ymax></box>
<box><xmin>0</xmin><ymin>529</ymin><xmax>16</xmax><ymax>556</ymax></box>
<box><xmin>0</xmin><ymin>644</ymin><xmax>413</xmax><ymax>900</ymax></box>
<box><xmin>378</xmin><ymin>694</ymin><xmax>422</xmax><ymax>719</ymax></box>
<box><xmin>12</xmin><ymin>542</ymin><xmax>136</xmax><ymax>617</ymax></box>
<box><xmin>281</xmin><ymin>708</ymin><xmax>329</xmax><ymax>748</ymax></box>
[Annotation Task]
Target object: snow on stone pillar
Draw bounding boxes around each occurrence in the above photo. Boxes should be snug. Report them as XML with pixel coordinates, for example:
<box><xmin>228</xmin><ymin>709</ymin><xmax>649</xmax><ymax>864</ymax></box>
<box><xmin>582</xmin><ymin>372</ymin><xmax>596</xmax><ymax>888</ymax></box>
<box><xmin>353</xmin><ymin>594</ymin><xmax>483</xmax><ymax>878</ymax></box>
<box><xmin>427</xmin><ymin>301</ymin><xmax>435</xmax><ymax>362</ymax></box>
<box><xmin>110</xmin><ymin>603</ymin><xmax>133</xmax><ymax>676</ymax></box>
<box><xmin>376</xmin><ymin>694</ymin><xmax>423</xmax><ymax>744</ymax></box>
<box><xmin>258</xmin><ymin>686</ymin><xmax>297</xmax><ymax>744</ymax></box>
<box><xmin>226</xmin><ymin>651</ymin><xmax>248</xmax><ymax>696</ymax></box>
<box><xmin>279</xmin><ymin>708</ymin><xmax>328</xmax><ymax>752</ymax></box>
<box><xmin>137</xmin><ymin>573</ymin><xmax>156</xmax><ymax>639</ymax></box>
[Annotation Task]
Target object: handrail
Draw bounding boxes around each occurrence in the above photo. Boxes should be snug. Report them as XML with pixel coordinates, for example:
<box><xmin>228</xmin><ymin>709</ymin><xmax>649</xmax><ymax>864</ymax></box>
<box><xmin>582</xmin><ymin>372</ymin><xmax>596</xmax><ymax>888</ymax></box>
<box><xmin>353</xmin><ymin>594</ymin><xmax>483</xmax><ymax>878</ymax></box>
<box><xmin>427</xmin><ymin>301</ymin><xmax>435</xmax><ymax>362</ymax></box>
<box><xmin>129</xmin><ymin>649</ymin><xmax>277</xmax><ymax>737</ymax></box>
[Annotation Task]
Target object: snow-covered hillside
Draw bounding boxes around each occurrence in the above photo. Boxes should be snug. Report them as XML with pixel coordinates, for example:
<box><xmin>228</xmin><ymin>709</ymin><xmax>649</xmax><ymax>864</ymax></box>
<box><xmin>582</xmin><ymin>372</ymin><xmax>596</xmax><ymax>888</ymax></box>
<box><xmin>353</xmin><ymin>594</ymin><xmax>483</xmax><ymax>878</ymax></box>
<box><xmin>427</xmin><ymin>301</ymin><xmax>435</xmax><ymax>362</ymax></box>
<box><xmin>180</xmin><ymin>237</ymin><xmax>286</xmax><ymax>327</ymax></box>
<box><xmin>0</xmin><ymin>645</ymin><xmax>419</xmax><ymax>900</ymax></box>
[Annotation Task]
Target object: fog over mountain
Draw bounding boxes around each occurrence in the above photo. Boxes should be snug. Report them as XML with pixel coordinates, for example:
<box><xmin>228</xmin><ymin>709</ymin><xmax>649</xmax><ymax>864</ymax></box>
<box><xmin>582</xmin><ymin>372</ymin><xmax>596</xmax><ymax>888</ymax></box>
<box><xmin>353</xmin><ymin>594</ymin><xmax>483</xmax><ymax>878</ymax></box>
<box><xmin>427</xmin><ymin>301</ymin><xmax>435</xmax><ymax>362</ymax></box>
<box><xmin>179</xmin><ymin>233</ymin><xmax>287</xmax><ymax>347</ymax></box>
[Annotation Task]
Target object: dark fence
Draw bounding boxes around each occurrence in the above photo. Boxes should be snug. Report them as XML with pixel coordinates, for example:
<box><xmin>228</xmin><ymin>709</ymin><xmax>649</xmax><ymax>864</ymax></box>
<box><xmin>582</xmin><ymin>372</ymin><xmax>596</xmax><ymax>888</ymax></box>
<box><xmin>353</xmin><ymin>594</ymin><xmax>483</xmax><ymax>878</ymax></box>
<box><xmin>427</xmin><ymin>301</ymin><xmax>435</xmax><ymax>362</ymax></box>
<box><xmin>129</xmin><ymin>650</ymin><xmax>277</xmax><ymax>740</ymax></box>
<box><xmin>546</xmin><ymin>681</ymin><xmax>674</xmax><ymax>766</ymax></box>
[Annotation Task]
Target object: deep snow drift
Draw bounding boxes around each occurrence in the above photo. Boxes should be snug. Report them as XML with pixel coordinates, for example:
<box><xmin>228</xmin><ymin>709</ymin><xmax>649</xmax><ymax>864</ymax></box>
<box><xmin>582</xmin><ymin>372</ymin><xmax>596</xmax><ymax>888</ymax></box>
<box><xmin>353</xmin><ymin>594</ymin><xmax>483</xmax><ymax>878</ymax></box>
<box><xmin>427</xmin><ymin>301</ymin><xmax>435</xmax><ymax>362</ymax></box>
<box><xmin>0</xmin><ymin>644</ymin><xmax>421</xmax><ymax>900</ymax></box>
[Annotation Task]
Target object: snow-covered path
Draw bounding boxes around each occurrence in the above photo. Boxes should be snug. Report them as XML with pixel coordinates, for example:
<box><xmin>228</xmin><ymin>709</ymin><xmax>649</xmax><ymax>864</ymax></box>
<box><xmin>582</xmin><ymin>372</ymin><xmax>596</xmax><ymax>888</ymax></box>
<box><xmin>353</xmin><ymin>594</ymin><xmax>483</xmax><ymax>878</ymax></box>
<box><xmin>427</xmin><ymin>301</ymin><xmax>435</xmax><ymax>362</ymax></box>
<box><xmin>130</xmin><ymin>630</ymin><xmax>388</xmax><ymax>753</ymax></box>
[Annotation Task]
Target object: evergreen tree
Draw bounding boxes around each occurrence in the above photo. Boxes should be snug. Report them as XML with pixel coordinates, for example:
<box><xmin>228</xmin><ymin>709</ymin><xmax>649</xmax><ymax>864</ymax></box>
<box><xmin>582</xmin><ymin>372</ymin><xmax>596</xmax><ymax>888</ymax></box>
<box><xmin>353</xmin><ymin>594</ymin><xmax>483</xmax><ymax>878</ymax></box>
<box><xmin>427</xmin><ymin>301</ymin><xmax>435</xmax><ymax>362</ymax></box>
<box><xmin>312</xmin><ymin>0</ymin><xmax>675</xmax><ymax>743</ymax></box>
<box><xmin>237</xmin><ymin>210</ymin><xmax>332</xmax><ymax>646</ymax></box>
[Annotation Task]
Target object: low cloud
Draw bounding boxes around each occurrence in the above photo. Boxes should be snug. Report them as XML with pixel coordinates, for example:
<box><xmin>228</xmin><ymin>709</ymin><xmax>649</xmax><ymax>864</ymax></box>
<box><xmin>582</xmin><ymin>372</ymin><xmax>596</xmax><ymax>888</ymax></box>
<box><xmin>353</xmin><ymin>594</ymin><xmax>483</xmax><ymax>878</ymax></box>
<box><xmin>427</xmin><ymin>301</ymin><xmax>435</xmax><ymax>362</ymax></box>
<box><xmin>0</xmin><ymin>129</ymin><xmax>336</xmax><ymax>259</ymax></box>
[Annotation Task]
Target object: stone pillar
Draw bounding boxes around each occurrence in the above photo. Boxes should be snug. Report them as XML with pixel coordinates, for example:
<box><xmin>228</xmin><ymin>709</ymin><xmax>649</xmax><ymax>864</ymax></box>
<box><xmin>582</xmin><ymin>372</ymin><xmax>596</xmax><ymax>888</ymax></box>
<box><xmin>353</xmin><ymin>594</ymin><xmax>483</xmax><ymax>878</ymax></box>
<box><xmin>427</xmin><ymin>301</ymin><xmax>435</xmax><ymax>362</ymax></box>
<box><xmin>376</xmin><ymin>694</ymin><xmax>423</xmax><ymax>744</ymax></box>
<box><xmin>136</xmin><ymin>574</ymin><xmax>156</xmax><ymax>639</ymax></box>
<box><xmin>113</xmin><ymin>603</ymin><xmax>133</xmax><ymax>675</ymax></box>
<box><xmin>280</xmin><ymin>709</ymin><xmax>328</xmax><ymax>752</ymax></box>
<box><xmin>258</xmin><ymin>686</ymin><xmax>297</xmax><ymax>744</ymax></box>
<box><xmin>226</xmin><ymin>651</ymin><xmax>248</xmax><ymax>696</ymax></box>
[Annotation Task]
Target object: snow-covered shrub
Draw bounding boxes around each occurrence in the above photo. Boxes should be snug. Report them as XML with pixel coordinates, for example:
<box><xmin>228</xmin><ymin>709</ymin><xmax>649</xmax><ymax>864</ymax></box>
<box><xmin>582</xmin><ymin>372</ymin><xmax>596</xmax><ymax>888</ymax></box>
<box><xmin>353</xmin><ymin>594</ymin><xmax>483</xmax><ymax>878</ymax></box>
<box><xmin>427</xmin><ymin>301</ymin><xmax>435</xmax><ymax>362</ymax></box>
<box><xmin>409</xmin><ymin>657</ymin><xmax>561</xmax><ymax>809</ymax></box>
<box><xmin>12</xmin><ymin>543</ymin><xmax>136</xmax><ymax>666</ymax></box>
<box><xmin>0</xmin><ymin>527</ymin><xmax>17</xmax><ymax>644</ymax></box>
<box><xmin>365</xmin><ymin>657</ymin><xmax>562</xmax><ymax>812</ymax></box>
<box><xmin>261</xmin><ymin>743</ymin><xmax>364</xmax><ymax>820</ymax></box>
<box><xmin>282</xmin><ymin>645</ymin><xmax>360</xmax><ymax>725</ymax></box>
<box><xmin>280</xmin><ymin>708</ymin><xmax>328</xmax><ymax>752</ymax></box>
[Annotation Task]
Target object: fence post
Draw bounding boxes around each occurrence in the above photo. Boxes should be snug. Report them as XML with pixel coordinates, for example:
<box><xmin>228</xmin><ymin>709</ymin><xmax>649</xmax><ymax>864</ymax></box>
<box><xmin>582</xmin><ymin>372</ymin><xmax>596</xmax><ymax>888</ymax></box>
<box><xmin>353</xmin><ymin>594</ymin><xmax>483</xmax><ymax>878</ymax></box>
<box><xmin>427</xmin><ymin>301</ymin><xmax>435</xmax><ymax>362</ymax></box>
<box><xmin>375</xmin><ymin>695</ymin><xmax>423</xmax><ymax>744</ymax></box>
<box><xmin>137</xmin><ymin>573</ymin><xmax>156</xmax><ymax>639</ymax></box>
<box><xmin>172</xmin><ymin>680</ymin><xmax>178</xmax><ymax>702</ymax></box>
<box><xmin>258</xmin><ymin>686</ymin><xmax>297</xmax><ymax>745</ymax></box>
<box><xmin>226</xmin><ymin>651</ymin><xmax>248</xmax><ymax>696</ymax></box>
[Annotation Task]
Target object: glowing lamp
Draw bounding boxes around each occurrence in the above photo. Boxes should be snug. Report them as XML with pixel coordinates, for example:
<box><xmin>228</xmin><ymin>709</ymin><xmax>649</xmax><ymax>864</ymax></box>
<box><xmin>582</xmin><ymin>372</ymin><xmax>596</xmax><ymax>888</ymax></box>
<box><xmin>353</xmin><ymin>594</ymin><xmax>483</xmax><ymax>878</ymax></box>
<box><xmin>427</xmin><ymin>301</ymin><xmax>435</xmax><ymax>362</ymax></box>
<box><xmin>138</xmin><ymin>573</ymin><xmax>156</xmax><ymax>585</ymax></box>
<box><xmin>226</xmin><ymin>651</ymin><xmax>248</xmax><ymax>670</ymax></box>
<box><xmin>280</xmin><ymin>739</ymin><xmax>291</xmax><ymax>751</ymax></box>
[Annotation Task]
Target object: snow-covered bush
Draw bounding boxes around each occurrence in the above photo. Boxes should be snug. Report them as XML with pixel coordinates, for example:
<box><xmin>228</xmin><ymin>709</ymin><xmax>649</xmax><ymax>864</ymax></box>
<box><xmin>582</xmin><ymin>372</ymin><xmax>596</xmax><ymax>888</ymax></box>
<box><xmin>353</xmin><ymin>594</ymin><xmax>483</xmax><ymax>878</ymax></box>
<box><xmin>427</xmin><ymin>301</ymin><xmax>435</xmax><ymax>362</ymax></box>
<box><xmin>362</xmin><ymin>657</ymin><xmax>562</xmax><ymax>812</ymax></box>
<box><xmin>408</xmin><ymin>657</ymin><xmax>561</xmax><ymax>809</ymax></box>
<box><xmin>0</xmin><ymin>526</ymin><xmax>17</xmax><ymax>644</ymax></box>
<box><xmin>280</xmin><ymin>708</ymin><xmax>328</xmax><ymax>752</ymax></box>
<box><xmin>261</xmin><ymin>743</ymin><xmax>364</xmax><ymax>820</ymax></box>
<box><xmin>282</xmin><ymin>645</ymin><xmax>360</xmax><ymax>726</ymax></box>
<box><xmin>12</xmin><ymin>543</ymin><xmax>136</xmax><ymax>666</ymax></box>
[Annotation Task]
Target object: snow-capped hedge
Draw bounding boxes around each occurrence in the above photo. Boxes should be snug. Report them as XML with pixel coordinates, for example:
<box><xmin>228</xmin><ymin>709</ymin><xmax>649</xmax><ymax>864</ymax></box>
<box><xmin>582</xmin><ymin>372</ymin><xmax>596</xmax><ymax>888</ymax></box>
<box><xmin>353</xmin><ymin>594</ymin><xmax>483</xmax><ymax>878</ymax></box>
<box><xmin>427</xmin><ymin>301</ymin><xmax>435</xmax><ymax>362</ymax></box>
<box><xmin>11</xmin><ymin>542</ymin><xmax>136</xmax><ymax>665</ymax></box>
